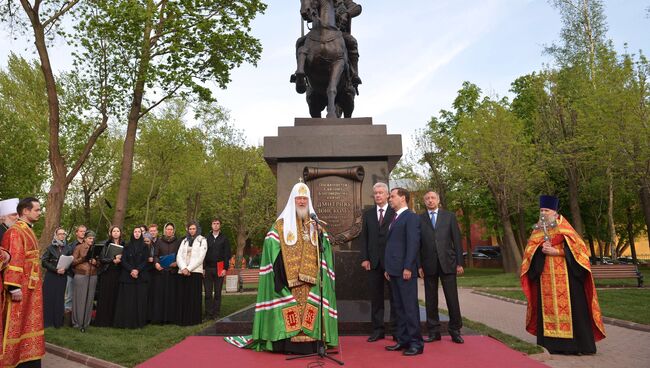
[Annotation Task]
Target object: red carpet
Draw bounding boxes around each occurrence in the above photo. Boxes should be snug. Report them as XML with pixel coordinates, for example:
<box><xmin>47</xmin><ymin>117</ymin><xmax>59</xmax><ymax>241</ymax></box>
<box><xmin>138</xmin><ymin>336</ymin><xmax>548</xmax><ymax>368</ymax></box>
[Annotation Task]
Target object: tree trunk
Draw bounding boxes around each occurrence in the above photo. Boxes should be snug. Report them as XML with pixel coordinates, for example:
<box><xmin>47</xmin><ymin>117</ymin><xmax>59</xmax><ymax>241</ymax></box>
<box><xmin>598</xmin><ymin>239</ymin><xmax>604</xmax><ymax>263</ymax></box>
<box><xmin>517</xmin><ymin>209</ymin><xmax>527</xmax><ymax>254</ymax></box>
<box><xmin>587</xmin><ymin>234</ymin><xmax>596</xmax><ymax>258</ymax></box>
<box><xmin>144</xmin><ymin>173</ymin><xmax>157</xmax><ymax>225</ymax></box>
<box><xmin>510</xmin><ymin>214</ymin><xmax>522</xmax><ymax>251</ymax></box>
<box><xmin>494</xmin><ymin>197</ymin><xmax>522</xmax><ymax>273</ymax></box>
<box><xmin>461</xmin><ymin>205</ymin><xmax>473</xmax><ymax>268</ymax></box>
<box><xmin>639</xmin><ymin>184</ymin><xmax>650</xmax><ymax>252</ymax></box>
<box><xmin>184</xmin><ymin>192</ymin><xmax>201</xmax><ymax>224</ymax></box>
<box><xmin>185</xmin><ymin>196</ymin><xmax>193</xmax><ymax>225</ymax></box>
<box><xmin>21</xmin><ymin>2</ymin><xmax>106</xmax><ymax>247</ymax></box>
<box><xmin>566</xmin><ymin>163</ymin><xmax>585</xmax><ymax>236</ymax></box>
<box><xmin>627</xmin><ymin>206</ymin><xmax>638</xmax><ymax>264</ymax></box>
<box><xmin>235</xmin><ymin>171</ymin><xmax>250</xmax><ymax>265</ymax></box>
<box><xmin>606</xmin><ymin>167</ymin><xmax>617</xmax><ymax>260</ymax></box>
<box><xmin>112</xmin><ymin>0</ymin><xmax>155</xmax><ymax>228</ymax></box>
<box><xmin>83</xmin><ymin>186</ymin><xmax>92</xmax><ymax>226</ymax></box>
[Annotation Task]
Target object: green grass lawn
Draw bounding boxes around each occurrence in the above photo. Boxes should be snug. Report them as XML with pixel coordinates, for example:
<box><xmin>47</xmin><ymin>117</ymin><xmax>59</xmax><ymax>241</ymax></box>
<box><xmin>45</xmin><ymin>294</ymin><xmax>257</xmax><ymax>367</ymax></box>
<box><xmin>480</xmin><ymin>289</ymin><xmax>650</xmax><ymax>325</ymax></box>
<box><xmin>457</xmin><ymin>268</ymin><xmax>520</xmax><ymax>288</ymax></box>
<box><xmin>457</xmin><ymin>267</ymin><xmax>649</xmax><ymax>289</ymax></box>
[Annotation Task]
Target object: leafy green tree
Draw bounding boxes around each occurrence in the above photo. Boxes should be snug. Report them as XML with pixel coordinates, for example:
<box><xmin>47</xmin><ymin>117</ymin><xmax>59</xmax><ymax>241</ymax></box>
<box><xmin>452</xmin><ymin>97</ymin><xmax>540</xmax><ymax>272</ymax></box>
<box><xmin>1</xmin><ymin>1</ymin><xmax>109</xmax><ymax>246</ymax></box>
<box><xmin>0</xmin><ymin>54</ymin><xmax>49</xmax><ymax>199</ymax></box>
<box><xmin>537</xmin><ymin>0</ymin><xmax>611</xmax><ymax>236</ymax></box>
<box><xmin>69</xmin><ymin>0</ymin><xmax>267</xmax><ymax>228</ymax></box>
<box><xmin>200</xmin><ymin>126</ymin><xmax>276</xmax><ymax>264</ymax></box>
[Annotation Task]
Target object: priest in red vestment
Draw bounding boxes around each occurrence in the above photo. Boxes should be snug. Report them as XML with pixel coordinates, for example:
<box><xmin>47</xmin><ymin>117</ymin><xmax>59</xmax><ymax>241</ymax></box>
<box><xmin>2</xmin><ymin>197</ymin><xmax>45</xmax><ymax>368</ymax></box>
<box><xmin>521</xmin><ymin>195</ymin><xmax>605</xmax><ymax>355</ymax></box>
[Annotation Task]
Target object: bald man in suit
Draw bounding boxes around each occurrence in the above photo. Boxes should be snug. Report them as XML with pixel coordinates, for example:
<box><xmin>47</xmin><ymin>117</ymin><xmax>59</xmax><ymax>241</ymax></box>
<box><xmin>418</xmin><ymin>191</ymin><xmax>464</xmax><ymax>344</ymax></box>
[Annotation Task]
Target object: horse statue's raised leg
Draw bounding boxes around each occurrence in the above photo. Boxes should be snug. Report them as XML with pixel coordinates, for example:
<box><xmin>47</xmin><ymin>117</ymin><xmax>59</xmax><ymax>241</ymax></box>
<box><xmin>293</xmin><ymin>41</ymin><xmax>309</xmax><ymax>94</ymax></box>
<box><xmin>326</xmin><ymin>59</ymin><xmax>345</xmax><ymax>118</ymax></box>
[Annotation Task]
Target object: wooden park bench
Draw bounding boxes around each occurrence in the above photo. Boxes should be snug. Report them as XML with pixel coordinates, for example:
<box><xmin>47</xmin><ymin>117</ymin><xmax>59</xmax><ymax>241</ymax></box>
<box><xmin>591</xmin><ymin>264</ymin><xmax>643</xmax><ymax>287</ymax></box>
<box><xmin>238</xmin><ymin>268</ymin><xmax>260</xmax><ymax>290</ymax></box>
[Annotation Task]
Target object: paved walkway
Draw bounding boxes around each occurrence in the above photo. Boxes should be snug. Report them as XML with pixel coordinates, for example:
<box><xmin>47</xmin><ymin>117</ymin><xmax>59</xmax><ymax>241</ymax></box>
<box><xmin>43</xmin><ymin>353</ymin><xmax>88</xmax><ymax>368</ymax></box>
<box><xmin>417</xmin><ymin>279</ymin><xmax>650</xmax><ymax>368</ymax></box>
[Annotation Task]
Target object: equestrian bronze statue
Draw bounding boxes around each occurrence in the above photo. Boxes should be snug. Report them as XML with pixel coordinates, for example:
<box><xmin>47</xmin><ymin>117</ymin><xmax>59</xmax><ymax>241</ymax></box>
<box><xmin>291</xmin><ymin>0</ymin><xmax>362</xmax><ymax>118</ymax></box>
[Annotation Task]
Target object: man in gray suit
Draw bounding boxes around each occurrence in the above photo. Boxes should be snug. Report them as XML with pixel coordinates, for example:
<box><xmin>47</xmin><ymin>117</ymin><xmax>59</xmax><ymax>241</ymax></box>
<box><xmin>418</xmin><ymin>191</ymin><xmax>465</xmax><ymax>344</ymax></box>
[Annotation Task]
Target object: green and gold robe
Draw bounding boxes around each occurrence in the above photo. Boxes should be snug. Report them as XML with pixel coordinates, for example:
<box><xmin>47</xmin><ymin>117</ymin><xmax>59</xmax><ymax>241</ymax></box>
<box><xmin>226</xmin><ymin>219</ymin><xmax>339</xmax><ymax>351</ymax></box>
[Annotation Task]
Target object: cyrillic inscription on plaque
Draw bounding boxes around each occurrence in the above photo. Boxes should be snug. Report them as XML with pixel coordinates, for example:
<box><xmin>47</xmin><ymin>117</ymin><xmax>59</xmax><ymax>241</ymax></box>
<box><xmin>303</xmin><ymin>166</ymin><xmax>364</xmax><ymax>247</ymax></box>
<box><xmin>315</xmin><ymin>179</ymin><xmax>354</xmax><ymax>236</ymax></box>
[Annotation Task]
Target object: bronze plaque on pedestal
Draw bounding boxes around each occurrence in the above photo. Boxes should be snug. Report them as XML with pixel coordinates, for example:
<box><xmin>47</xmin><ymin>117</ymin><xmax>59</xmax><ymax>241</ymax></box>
<box><xmin>303</xmin><ymin>166</ymin><xmax>364</xmax><ymax>248</ymax></box>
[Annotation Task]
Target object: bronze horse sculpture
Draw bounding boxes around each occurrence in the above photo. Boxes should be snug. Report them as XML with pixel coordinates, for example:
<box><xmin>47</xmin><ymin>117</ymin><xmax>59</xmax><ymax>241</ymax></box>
<box><xmin>292</xmin><ymin>0</ymin><xmax>356</xmax><ymax>118</ymax></box>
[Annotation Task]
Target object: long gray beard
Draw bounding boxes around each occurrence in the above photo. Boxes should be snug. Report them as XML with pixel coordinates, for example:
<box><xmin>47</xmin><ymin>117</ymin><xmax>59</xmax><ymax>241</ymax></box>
<box><xmin>296</xmin><ymin>207</ymin><xmax>309</xmax><ymax>221</ymax></box>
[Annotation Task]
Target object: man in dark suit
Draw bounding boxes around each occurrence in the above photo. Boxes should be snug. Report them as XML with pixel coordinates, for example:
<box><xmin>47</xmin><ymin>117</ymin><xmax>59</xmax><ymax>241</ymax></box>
<box><xmin>359</xmin><ymin>182</ymin><xmax>395</xmax><ymax>342</ymax></box>
<box><xmin>384</xmin><ymin>188</ymin><xmax>423</xmax><ymax>356</ymax></box>
<box><xmin>418</xmin><ymin>190</ymin><xmax>465</xmax><ymax>344</ymax></box>
<box><xmin>204</xmin><ymin>217</ymin><xmax>231</xmax><ymax>319</ymax></box>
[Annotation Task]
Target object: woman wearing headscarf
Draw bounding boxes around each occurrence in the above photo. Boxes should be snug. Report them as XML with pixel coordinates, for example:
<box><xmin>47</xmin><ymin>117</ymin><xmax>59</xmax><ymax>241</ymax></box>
<box><xmin>71</xmin><ymin>230</ymin><xmax>100</xmax><ymax>329</ymax></box>
<box><xmin>41</xmin><ymin>227</ymin><xmax>73</xmax><ymax>328</ymax></box>
<box><xmin>93</xmin><ymin>225</ymin><xmax>124</xmax><ymax>327</ymax></box>
<box><xmin>143</xmin><ymin>232</ymin><xmax>156</xmax><ymax>321</ymax></box>
<box><xmin>175</xmin><ymin>221</ymin><xmax>207</xmax><ymax>325</ymax></box>
<box><xmin>114</xmin><ymin>227</ymin><xmax>151</xmax><ymax>328</ymax></box>
<box><xmin>149</xmin><ymin>222</ymin><xmax>181</xmax><ymax>324</ymax></box>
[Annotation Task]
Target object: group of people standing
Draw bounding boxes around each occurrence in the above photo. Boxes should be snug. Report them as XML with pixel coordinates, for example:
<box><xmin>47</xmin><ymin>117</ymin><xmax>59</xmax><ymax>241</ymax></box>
<box><xmin>0</xmin><ymin>194</ymin><xmax>232</xmax><ymax>368</ymax></box>
<box><xmin>358</xmin><ymin>183</ymin><xmax>605</xmax><ymax>357</ymax></box>
<box><xmin>358</xmin><ymin>183</ymin><xmax>465</xmax><ymax>356</ymax></box>
<box><xmin>41</xmin><ymin>218</ymin><xmax>232</xmax><ymax>330</ymax></box>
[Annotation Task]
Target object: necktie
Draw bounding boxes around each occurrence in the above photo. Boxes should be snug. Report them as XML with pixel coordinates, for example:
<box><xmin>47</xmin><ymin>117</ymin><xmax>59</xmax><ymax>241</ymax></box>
<box><xmin>378</xmin><ymin>208</ymin><xmax>384</xmax><ymax>225</ymax></box>
<box><xmin>389</xmin><ymin>213</ymin><xmax>399</xmax><ymax>230</ymax></box>
<box><xmin>431</xmin><ymin>211</ymin><xmax>437</xmax><ymax>229</ymax></box>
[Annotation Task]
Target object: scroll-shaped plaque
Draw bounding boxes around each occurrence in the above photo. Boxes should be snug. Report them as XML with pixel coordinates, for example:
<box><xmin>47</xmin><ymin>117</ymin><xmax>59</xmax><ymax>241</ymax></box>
<box><xmin>303</xmin><ymin>166</ymin><xmax>364</xmax><ymax>248</ymax></box>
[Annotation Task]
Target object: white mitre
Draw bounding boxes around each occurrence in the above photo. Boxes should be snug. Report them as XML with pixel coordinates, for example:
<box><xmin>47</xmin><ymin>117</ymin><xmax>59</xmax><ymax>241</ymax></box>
<box><xmin>0</xmin><ymin>198</ymin><xmax>18</xmax><ymax>217</ymax></box>
<box><xmin>277</xmin><ymin>182</ymin><xmax>317</xmax><ymax>246</ymax></box>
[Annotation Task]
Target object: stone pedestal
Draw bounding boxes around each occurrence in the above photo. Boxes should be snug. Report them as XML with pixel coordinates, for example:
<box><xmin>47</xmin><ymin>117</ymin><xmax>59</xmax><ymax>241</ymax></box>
<box><xmin>264</xmin><ymin>117</ymin><xmax>402</xmax><ymax>300</ymax></box>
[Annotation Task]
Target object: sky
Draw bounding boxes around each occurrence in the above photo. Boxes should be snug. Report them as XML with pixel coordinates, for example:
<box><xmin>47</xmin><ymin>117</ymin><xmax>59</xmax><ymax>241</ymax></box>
<box><xmin>1</xmin><ymin>0</ymin><xmax>648</xmax><ymax>152</ymax></box>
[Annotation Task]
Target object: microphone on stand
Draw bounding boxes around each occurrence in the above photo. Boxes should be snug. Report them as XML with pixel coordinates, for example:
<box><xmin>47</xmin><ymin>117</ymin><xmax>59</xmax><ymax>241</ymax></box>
<box><xmin>310</xmin><ymin>213</ymin><xmax>327</xmax><ymax>252</ymax></box>
<box><xmin>310</xmin><ymin>213</ymin><xmax>328</xmax><ymax>225</ymax></box>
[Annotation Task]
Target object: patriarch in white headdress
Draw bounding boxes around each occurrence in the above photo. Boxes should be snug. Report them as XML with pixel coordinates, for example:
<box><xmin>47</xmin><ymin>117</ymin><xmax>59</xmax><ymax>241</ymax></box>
<box><xmin>277</xmin><ymin>182</ymin><xmax>318</xmax><ymax>246</ymax></box>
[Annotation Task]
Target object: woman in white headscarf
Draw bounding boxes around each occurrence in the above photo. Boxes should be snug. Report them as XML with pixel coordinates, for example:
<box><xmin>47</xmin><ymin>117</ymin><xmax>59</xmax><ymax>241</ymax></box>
<box><xmin>175</xmin><ymin>221</ymin><xmax>207</xmax><ymax>325</ymax></box>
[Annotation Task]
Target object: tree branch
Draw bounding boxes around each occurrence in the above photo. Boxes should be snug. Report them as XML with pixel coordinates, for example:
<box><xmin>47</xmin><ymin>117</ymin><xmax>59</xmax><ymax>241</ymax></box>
<box><xmin>66</xmin><ymin>114</ymin><xmax>109</xmax><ymax>184</ymax></box>
<box><xmin>42</xmin><ymin>0</ymin><xmax>80</xmax><ymax>28</ymax></box>
<box><xmin>138</xmin><ymin>85</ymin><xmax>182</xmax><ymax>118</ymax></box>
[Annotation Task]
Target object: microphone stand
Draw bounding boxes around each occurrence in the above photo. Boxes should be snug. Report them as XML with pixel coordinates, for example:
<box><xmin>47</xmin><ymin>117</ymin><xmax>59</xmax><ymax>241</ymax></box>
<box><xmin>286</xmin><ymin>218</ymin><xmax>344</xmax><ymax>365</ymax></box>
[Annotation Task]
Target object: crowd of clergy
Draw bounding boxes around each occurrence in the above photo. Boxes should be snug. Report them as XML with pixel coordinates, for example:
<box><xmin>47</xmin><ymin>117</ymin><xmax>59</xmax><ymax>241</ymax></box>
<box><xmin>42</xmin><ymin>219</ymin><xmax>233</xmax><ymax>330</ymax></box>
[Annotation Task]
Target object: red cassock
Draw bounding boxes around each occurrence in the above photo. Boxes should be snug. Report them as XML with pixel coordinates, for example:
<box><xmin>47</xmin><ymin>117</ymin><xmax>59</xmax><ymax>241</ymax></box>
<box><xmin>520</xmin><ymin>216</ymin><xmax>605</xmax><ymax>342</ymax></box>
<box><xmin>1</xmin><ymin>220</ymin><xmax>45</xmax><ymax>367</ymax></box>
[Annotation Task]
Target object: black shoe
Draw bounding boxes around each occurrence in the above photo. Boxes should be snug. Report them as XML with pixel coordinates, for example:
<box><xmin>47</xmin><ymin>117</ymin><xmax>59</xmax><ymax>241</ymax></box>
<box><xmin>367</xmin><ymin>332</ymin><xmax>385</xmax><ymax>342</ymax></box>
<box><xmin>424</xmin><ymin>332</ymin><xmax>441</xmax><ymax>343</ymax></box>
<box><xmin>385</xmin><ymin>343</ymin><xmax>407</xmax><ymax>351</ymax></box>
<box><xmin>403</xmin><ymin>347</ymin><xmax>423</xmax><ymax>356</ymax></box>
<box><xmin>450</xmin><ymin>331</ymin><xmax>464</xmax><ymax>344</ymax></box>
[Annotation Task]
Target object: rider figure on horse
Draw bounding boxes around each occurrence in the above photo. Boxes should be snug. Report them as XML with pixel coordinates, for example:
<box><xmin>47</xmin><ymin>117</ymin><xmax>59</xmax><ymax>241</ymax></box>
<box><xmin>335</xmin><ymin>0</ymin><xmax>362</xmax><ymax>86</ymax></box>
<box><xmin>292</xmin><ymin>0</ymin><xmax>362</xmax><ymax>93</ymax></box>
